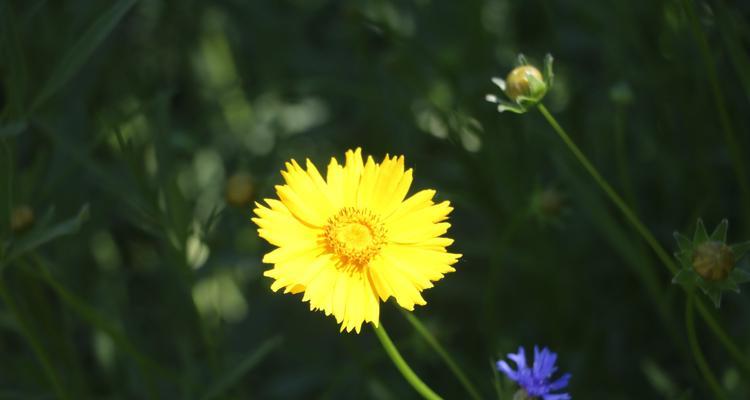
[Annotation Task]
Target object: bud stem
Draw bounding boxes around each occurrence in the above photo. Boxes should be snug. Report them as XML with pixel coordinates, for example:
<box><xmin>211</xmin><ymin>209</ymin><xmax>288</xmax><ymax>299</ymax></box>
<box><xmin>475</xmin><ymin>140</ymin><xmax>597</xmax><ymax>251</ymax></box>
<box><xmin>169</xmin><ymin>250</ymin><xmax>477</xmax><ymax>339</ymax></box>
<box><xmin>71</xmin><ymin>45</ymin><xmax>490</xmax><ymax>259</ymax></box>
<box><xmin>536</xmin><ymin>103</ymin><xmax>750</xmax><ymax>378</ymax></box>
<box><xmin>686</xmin><ymin>294</ymin><xmax>727</xmax><ymax>399</ymax></box>
<box><xmin>537</xmin><ymin>104</ymin><xmax>676</xmax><ymax>274</ymax></box>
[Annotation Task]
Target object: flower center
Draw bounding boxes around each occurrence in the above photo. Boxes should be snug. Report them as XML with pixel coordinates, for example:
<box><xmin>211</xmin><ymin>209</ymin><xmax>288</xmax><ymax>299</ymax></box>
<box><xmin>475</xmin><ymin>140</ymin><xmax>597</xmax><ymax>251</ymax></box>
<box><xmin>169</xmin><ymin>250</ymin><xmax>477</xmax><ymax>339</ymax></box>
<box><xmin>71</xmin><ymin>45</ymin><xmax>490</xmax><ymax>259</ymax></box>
<box><xmin>324</xmin><ymin>207</ymin><xmax>386</xmax><ymax>266</ymax></box>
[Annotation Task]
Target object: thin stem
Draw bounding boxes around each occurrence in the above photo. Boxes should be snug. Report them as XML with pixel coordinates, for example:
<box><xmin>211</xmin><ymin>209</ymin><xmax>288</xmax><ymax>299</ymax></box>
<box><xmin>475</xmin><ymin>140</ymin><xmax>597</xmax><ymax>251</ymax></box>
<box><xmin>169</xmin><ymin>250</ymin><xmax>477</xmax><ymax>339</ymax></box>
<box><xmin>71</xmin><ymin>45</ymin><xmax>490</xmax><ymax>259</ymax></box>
<box><xmin>398</xmin><ymin>309</ymin><xmax>482</xmax><ymax>400</ymax></box>
<box><xmin>613</xmin><ymin>105</ymin><xmax>636</xmax><ymax>207</ymax></box>
<box><xmin>680</xmin><ymin>0</ymin><xmax>750</xmax><ymax>228</ymax></box>
<box><xmin>372</xmin><ymin>322</ymin><xmax>443</xmax><ymax>400</ymax></box>
<box><xmin>714</xmin><ymin>0</ymin><xmax>750</xmax><ymax>104</ymax></box>
<box><xmin>536</xmin><ymin>103</ymin><xmax>750</xmax><ymax>377</ymax></box>
<box><xmin>537</xmin><ymin>104</ymin><xmax>677</xmax><ymax>274</ymax></box>
<box><xmin>686</xmin><ymin>294</ymin><xmax>726</xmax><ymax>399</ymax></box>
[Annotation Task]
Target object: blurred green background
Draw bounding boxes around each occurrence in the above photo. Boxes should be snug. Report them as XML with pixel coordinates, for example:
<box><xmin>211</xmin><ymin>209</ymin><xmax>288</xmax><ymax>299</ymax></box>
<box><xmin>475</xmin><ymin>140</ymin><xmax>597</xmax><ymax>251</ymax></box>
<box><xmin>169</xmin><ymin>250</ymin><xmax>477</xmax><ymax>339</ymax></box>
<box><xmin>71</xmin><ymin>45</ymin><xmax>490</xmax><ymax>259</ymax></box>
<box><xmin>2</xmin><ymin>0</ymin><xmax>750</xmax><ymax>398</ymax></box>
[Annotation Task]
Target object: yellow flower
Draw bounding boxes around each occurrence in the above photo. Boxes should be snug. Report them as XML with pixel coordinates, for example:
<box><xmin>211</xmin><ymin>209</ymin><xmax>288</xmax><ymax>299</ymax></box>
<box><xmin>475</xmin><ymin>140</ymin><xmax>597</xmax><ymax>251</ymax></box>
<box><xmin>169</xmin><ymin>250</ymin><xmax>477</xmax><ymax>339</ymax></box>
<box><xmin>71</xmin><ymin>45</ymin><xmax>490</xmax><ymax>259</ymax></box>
<box><xmin>253</xmin><ymin>148</ymin><xmax>461</xmax><ymax>333</ymax></box>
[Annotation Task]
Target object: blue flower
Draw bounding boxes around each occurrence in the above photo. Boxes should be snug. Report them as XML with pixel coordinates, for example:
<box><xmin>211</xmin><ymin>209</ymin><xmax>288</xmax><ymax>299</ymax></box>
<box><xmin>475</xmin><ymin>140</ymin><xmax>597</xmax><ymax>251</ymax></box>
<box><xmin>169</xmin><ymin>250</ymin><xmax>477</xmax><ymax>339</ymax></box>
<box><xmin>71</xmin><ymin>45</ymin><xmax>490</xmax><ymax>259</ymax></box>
<box><xmin>497</xmin><ymin>346</ymin><xmax>571</xmax><ymax>400</ymax></box>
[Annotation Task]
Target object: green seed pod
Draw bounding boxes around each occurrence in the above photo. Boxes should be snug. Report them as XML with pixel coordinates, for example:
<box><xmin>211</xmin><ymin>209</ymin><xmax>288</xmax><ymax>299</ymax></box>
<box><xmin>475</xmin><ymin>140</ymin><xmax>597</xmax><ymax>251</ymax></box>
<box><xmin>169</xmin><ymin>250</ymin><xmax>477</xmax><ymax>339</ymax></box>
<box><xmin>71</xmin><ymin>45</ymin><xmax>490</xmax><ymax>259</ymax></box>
<box><xmin>692</xmin><ymin>240</ymin><xmax>735</xmax><ymax>281</ymax></box>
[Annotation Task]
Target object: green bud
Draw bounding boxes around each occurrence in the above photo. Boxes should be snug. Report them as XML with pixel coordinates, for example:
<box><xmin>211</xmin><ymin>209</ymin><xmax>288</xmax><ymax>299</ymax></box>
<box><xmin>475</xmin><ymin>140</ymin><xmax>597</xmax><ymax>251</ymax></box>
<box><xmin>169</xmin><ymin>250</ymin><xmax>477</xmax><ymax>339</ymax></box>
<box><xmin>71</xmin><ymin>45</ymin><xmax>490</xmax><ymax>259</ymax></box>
<box><xmin>672</xmin><ymin>219</ymin><xmax>750</xmax><ymax>307</ymax></box>
<box><xmin>505</xmin><ymin>65</ymin><xmax>545</xmax><ymax>102</ymax></box>
<box><xmin>10</xmin><ymin>205</ymin><xmax>34</xmax><ymax>233</ymax></box>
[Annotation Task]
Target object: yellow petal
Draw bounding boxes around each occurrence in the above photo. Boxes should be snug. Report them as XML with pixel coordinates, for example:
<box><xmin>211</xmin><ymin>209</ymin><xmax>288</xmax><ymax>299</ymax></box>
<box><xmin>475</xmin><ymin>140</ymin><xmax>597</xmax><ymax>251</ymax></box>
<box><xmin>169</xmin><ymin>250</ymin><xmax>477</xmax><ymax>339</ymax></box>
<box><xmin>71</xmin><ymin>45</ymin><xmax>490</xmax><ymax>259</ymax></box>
<box><xmin>302</xmin><ymin>263</ymin><xmax>338</xmax><ymax>315</ymax></box>
<box><xmin>276</xmin><ymin>158</ymin><xmax>337</xmax><ymax>226</ymax></box>
<box><xmin>265</xmin><ymin>251</ymin><xmax>328</xmax><ymax>291</ymax></box>
<box><xmin>383</xmin><ymin>244</ymin><xmax>459</xmax><ymax>282</ymax></box>
<box><xmin>368</xmin><ymin>256</ymin><xmax>425</xmax><ymax>310</ymax></box>
<box><xmin>253</xmin><ymin>200</ymin><xmax>319</xmax><ymax>248</ymax></box>
<box><xmin>343</xmin><ymin>148</ymin><xmax>364</xmax><ymax>206</ymax></box>
<box><xmin>326</xmin><ymin>157</ymin><xmax>345</xmax><ymax>208</ymax></box>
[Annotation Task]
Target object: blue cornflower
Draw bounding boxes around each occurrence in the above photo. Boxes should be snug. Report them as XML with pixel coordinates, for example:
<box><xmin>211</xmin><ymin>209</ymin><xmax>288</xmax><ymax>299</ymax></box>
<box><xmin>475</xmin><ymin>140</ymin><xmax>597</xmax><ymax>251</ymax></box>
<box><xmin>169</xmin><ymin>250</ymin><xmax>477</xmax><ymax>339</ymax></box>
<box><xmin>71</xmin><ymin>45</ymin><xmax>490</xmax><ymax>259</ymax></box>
<box><xmin>496</xmin><ymin>346</ymin><xmax>571</xmax><ymax>400</ymax></box>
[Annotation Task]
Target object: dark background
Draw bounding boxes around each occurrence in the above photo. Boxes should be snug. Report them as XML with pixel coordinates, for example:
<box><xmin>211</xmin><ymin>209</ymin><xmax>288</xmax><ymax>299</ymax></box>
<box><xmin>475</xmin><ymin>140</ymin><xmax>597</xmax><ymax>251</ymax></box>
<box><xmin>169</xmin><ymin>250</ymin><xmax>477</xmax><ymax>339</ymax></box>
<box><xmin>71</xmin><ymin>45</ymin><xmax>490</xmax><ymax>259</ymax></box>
<box><xmin>2</xmin><ymin>0</ymin><xmax>750</xmax><ymax>398</ymax></box>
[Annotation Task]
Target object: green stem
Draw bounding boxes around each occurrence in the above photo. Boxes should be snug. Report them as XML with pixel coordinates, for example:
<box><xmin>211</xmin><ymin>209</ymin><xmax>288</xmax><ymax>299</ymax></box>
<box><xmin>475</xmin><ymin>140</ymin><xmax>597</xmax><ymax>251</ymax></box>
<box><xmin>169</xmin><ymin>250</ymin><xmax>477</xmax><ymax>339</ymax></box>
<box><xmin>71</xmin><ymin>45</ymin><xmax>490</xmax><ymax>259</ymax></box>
<box><xmin>372</xmin><ymin>322</ymin><xmax>443</xmax><ymax>400</ymax></box>
<box><xmin>680</xmin><ymin>0</ymin><xmax>750</xmax><ymax>228</ymax></box>
<box><xmin>537</xmin><ymin>104</ymin><xmax>676</xmax><ymax>274</ymax></box>
<box><xmin>613</xmin><ymin>105</ymin><xmax>636</xmax><ymax>207</ymax></box>
<box><xmin>0</xmin><ymin>279</ymin><xmax>68</xmax><ymax>399</ymax></box>
<box><xmin>398</xmin><ymin>309</ymin><xmax>482</xmax><ymax>400</ymax></box>
<box><xmin>686</xmin><ymin>294</ymin><xmax>726</xmax><ymax>399</ymax></box>
<box><xmin>537</xmin><ymin>103</ymin><xmax>750</xmax><ymax>376</ymax></box>
<box><xmin>714</xmin><ymin>0</ymin><xmax>750</xmax><ymax>104</ymax></box>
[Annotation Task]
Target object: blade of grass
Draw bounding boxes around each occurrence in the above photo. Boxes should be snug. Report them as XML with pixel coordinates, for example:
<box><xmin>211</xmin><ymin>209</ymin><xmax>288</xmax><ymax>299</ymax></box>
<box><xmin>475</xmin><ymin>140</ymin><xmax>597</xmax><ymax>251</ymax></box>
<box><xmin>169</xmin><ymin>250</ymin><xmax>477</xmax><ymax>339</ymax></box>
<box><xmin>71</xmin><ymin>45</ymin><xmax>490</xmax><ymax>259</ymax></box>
<box><xmin>398</xmin><ymin>309</ymin><xmax>482</xmax><ymax>400</ymax></box>
<box><xmin>0</xmin><ymin>140</ymin><xmax>12</xmax><ymax>241</ymax></box>
<box><xmin>30</xmin><ymin>255</ymin><xmax>178</xmax><ymax>384</ymax></box>
<box><xmin>714</xmin><ymin>0</ymin><xmax>750</xmax><ymax>103</ymax></box>
<box><xmin>554</xmin><ymin>155</ymin><xmax>688</xmax><ymax>357</ymax></box>
<box><xmin>679</xmin><ymin>0</ymin><xmax>750</xmax><ymax>228</ymax></box>
<box><xmin>490</xmin><ymin>359</ymin><xmax>503</xmax><ymax>399</ymax></box>
<box><xmin>685</xmin><ymin>294</ymin><xmax>727</xmax><ymax>399</ymax></box>
<box><xmin>0</xmin><ymin>279</ymin><xmax>68</xmax><ymax>399</ymax></box>
<box><xmin>198</xmin><ymin>336</ymin><xmax>282</xmax><ymax>400</ymax></box>
<box><xmin>0</xmin><ymin>1</ymin><xmax>28</xmax><ymax>119</ymax></box>
<box><xmin>29</xmin><ymin>0</ymin><xmax>138</xmax><ymax>112</ymax></box>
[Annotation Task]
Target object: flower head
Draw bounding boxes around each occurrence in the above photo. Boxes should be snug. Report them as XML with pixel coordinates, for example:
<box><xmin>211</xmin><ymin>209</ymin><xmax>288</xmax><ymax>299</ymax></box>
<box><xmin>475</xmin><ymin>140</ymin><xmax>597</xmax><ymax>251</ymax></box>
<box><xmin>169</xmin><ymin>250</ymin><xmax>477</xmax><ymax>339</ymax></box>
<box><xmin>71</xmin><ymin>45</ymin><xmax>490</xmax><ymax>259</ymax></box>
<box><xmin>497</xmin><ymin>346</ymin><xmax>571</xmax><ymax>400</ymax></box>
<box><xmin>672</xmin><ymin>219</ymin><xmax>750</xmax><ymax>307</ymax></box>
<box><xmin>253</xmin><ymin>148</ymin><xmax>461</xmax><ymax>333</ymax></box>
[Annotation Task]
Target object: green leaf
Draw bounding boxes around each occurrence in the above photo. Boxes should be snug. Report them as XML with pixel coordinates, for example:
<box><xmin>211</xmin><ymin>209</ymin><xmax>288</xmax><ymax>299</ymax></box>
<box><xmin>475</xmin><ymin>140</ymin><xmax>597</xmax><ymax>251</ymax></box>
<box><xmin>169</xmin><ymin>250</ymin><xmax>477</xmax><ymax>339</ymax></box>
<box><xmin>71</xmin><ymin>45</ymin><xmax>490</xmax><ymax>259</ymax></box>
<box><xmin>30</xmin><ymin>0</ymin><xmax>138</xmax><ymax>111</ymax></box>
<box><xmin>516</xmin><ymin>53</ymin><xmax>529</xmax><ymax>66</ymax></box>
<box><xmin>496</xmin><ymin>101</ymin><xmax>527</xmax><ymax>114</ymax></box>
<box><xmin>673</xmin><ymin>231</ymin><xmax>692</xmax><ymax>251</ymax></box>
<box><xmin>718</xmin><ymin>277</ymin><xmax>741</xmax><ymax>293</ymax></box>
<box><xmin>544</xmin><ymin>53</ymin><xmax>555</xmax><ymax>88</ymax></box>
<box><xmin>673</xmin><ymin>250</ymin><xmax>691</xmax><ymax>269</ymax></box>
<box><xmin>6</xmin><ymin>204</ymin><xmax>90</xmax><ymax>263</ymax></box>
<box><xmin>199</xmin><ymin>336</ymin><xmax>282</xmax><ymax>400</ymax></box>
<box><xmin>703</xmin><ymin>287</ymin><xmax>722</xmax><ymax>308</ymax></box>
<box><xmin>672</xmin><ymin>269</ymin><xmax>697</xmax><ymax>287</ymax></box>
<box><xmin>710</xmin><ymin>218</ymin><xmax>728</xmax><ymax>242</ymax></box>
<box><xmin>0</xmin><ymin>1</ymin><xmax>28</xmax><ymax>117</ymax></box>
<box><xmin>732</xmin><ymin>240</ymin><xmax>750</xmax><ymax>259</ymax></box>
<box><xmin>490</xmin><ymin>358</ymin><xmax>504</xmax><ymax>400</ymax></box>
<box><xmin>693</xmin><ymin>219</ymin><xmax>708</xmax><ymax>245</ymax></box>
<box><xmin>729</xmin><ymin>268</ymin><xmax>750</xmax><ymax>285</ymax></box>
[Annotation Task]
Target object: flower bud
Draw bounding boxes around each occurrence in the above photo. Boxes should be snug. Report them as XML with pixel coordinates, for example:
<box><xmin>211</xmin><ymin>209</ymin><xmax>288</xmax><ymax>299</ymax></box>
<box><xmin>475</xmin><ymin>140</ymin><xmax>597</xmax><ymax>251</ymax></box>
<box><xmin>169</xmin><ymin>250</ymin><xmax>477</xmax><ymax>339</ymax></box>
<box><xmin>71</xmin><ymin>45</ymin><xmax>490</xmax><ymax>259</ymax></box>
<box><xmin>537</xmin><ymin>188</ymin><xmax>564</xmax><ymax>217</ymax></box>
<box><xmin>225</xmin><ymin>172</ymin><xmax>254</xmax><ymax>207</ymax></box>
<box><xmin>692</xmin><ymin>240</ymin><xmax>735</xmax><ymax>281</ymax></box>
<box><xmin>10</xmin><ymin>205</ymin><xmax>34</xmax><ymax>233</ymax></box>
<box><xmin>505</xmin><ymin>65</ymin><xmax>545</xmax><ymax>102</ymax></box>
